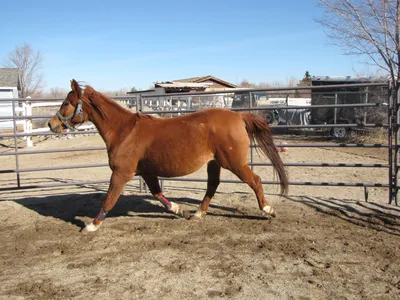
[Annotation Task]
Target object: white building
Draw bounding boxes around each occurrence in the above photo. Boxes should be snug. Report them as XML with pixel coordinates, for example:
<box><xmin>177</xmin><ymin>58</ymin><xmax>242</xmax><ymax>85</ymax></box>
<box><xmin>0</xmin><ymin>68</ymin><xmax>20</xmax><ymax>128</ymax></box>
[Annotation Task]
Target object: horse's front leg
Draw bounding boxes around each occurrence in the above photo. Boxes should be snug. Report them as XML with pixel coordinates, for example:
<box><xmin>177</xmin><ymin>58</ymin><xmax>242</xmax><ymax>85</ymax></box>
<box><xmin>83</xmin><ymin>171</ymin><xmax>132</xmax><ymax>232</ymax></box>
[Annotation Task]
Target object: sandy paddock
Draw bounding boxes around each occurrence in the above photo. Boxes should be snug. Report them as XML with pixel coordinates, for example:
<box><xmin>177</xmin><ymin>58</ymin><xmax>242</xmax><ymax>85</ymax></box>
<box><xmin>0</xmin><ymin>134</ymin><xmax>399</xmax><ymax>299</ymax></box>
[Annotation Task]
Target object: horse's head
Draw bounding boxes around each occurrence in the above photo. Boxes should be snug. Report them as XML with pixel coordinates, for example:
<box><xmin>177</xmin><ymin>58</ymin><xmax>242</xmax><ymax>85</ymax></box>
<box><xmin>48</xmin><ymin>79</ymin><xmax>89</xmax><ymax>133</ymax></box>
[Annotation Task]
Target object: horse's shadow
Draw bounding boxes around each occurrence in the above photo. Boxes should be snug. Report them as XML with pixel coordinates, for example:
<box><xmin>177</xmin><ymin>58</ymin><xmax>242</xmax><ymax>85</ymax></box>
<box><xmin>14</xmin><ymin>192</ymin><xmax>251</xmax><ymax>230</ymax></box>
<box><xmin>283</xmin><ymin>195</ymin><xmax>400</xmax><ymax>237</ymax></box>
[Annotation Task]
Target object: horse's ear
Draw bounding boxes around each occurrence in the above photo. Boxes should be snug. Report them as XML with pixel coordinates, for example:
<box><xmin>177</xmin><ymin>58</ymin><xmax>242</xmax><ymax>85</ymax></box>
<box><xmin>70</xmin><ymin>79</ymin><xmax>82</xmax><ymax>95</ymax></box>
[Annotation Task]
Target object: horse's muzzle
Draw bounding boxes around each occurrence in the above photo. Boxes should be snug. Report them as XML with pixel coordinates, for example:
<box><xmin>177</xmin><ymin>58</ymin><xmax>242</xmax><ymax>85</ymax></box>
<box><xmin>48</xmin><ymin>120</ymin><xmax>61</xmax><ymax>133</ymax></box>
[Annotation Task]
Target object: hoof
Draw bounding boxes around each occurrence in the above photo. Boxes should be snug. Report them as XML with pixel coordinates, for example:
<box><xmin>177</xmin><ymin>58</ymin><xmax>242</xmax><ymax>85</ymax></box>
<box><xmin>262</xmin><ymin>205</ymin><xmax>276</xmax><ymax>218</ymax></box>
<box><xmin>81</xmin><ymin>222</ymin><xmax>101</xmax><ymax>233</ymax></box>
<box><xmin>190</xmin><ymin>210</ymin><xmax>205</xmax><ymax>220</ymax></box>
<box><xmin>189</xmin><ymin>215</ymin><xmax>202</xmax><ymax>221</ymax></box>
<box><xmin>169</xmin><ymin>202</ymin><xmax>191</xmax><ymax>219</ymax></box>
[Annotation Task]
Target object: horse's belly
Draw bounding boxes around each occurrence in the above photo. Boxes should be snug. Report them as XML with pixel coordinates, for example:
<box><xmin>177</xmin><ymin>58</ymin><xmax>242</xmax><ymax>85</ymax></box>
<box><xmin>138</xmin><ymin>151</ymin><xmax>214</xmax><ymax>177</ymax></box>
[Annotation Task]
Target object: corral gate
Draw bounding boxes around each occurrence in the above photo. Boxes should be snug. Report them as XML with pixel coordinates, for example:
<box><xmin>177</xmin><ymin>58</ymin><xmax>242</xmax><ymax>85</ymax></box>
<box><xmin>0</xmin><ymin>82</ymin><xmax>398</xmax><ymax>206</ymax></box>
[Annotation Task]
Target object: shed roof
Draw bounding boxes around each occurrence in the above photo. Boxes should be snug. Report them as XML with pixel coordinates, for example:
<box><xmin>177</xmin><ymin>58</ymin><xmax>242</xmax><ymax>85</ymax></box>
<box><xmin>0</xmin><ymin>68</ymin><xmax>20</xmax><ymax>88</ymax></box>
<box><xmin>154</xmin><ymin>81</ymin><xmax>212</xmax><ymax>89</ymax></box>
<box><xmin>311</xmin><ymin>75</ymin><xmax>380</xmax><ymax>84</ymax></box>
<box><xmin>174</xmin><ymin>75</ymin><xmax>238</xmax><ymax>88</ymax></box>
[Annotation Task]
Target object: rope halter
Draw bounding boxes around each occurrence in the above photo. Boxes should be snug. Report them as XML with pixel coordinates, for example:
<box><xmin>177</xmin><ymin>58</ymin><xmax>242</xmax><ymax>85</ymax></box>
<box><xmin>56</xmin><ymin>96</ymin><xmax>85</xmax><ymax>131</ymax></box>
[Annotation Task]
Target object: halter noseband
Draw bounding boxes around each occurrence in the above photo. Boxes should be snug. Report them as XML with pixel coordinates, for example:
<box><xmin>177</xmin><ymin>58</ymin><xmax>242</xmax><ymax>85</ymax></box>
<box><xmin>56</xmin><ymin>94</ymin><xmax>85</xmax><ymax>131</ymax></box>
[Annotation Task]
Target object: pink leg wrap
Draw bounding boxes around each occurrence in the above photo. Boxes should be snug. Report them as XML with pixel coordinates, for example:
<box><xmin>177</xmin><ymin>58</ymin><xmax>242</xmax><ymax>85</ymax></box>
<box><xmin>157</xmin><ymin>195</ymin><xmax>172</xmax><ymax>210</ymax></box>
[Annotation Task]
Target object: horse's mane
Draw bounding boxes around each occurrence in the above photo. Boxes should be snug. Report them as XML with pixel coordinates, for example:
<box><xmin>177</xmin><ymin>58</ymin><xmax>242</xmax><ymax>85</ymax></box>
<box><xmin>79</xmin><ymin>85</ymin><xmax>107</xmax><ymax>119</ymax></box>
<box><xmin>135</xmin><ymin>112</ymin><xmax>155</xmax><ymax>120</ymax></box>
<box><xmin>78</xmin><ymin>84</ymin><xmax>156</xmax><ymax>122</ymax></box>
<box><xmin>81</xmin><ymin>85</ymin><xmax>124</xmax><ymax>120</ymax></box>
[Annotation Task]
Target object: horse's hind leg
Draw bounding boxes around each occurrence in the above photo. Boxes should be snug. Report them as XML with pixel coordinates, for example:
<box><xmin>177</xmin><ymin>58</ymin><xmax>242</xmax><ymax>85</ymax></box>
<box><xmin>232</xmin><ymin>164</ymin><xmax>276</xmax><ymax>217</ymax></box>
<box><xmin>192</xmin><ymin>160</ymin><xmax>221</xmax><ymax>219</ymax></box>
<box><xmin>142</xmin><ymin>175</ymin><xmax>190</xmax><ymax>219</ymax></box>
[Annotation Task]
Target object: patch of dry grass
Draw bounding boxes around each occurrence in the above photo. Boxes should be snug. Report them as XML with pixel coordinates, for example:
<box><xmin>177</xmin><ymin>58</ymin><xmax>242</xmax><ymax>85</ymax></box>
<box><xmin>346</xmin><ymin>129</ymin><xmax>388</xmax><ymax>144</ymax></box>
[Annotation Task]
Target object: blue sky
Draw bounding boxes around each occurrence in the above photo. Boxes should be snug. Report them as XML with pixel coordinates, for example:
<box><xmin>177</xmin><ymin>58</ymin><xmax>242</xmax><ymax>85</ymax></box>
<box><xmin>1</xmin><ymin>0</ymin><xmax>376</xmax><ymax>91</ymax></box>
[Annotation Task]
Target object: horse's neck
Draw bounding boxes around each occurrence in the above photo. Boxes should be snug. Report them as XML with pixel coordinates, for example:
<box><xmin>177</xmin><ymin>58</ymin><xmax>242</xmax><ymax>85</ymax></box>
<box><xmin>89</xmin><ymin>100</ymin><xmax>136</xmax><ymax>149</ymax></box>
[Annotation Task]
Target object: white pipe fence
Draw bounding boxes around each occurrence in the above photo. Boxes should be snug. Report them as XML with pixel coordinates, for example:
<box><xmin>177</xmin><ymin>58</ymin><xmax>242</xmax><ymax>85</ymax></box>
<box><xmin>0</xmin><ymin>100</ymin><xmax>96</xmax><ymax>147</ymax></box>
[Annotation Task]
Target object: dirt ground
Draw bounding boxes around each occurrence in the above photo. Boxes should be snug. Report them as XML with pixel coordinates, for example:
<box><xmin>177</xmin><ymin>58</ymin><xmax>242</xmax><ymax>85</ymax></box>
<box><xmin>0</xmin><ymin>133</ymin><xmax>399</xmax><ymax>300</ymax></box>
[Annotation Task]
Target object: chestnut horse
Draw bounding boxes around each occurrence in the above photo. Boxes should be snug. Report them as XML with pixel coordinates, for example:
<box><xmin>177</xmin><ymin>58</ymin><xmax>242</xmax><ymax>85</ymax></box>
<box><xmin>48</xmin><ymin>80</ymin><xmax>288</xmax><ymax>232</ymax></box>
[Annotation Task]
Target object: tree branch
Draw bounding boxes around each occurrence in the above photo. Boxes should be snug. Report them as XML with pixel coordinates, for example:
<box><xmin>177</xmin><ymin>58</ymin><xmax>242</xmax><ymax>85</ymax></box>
<box><xmin>2</xmin><ymin>43</ymin><xmax>43</xmax><ymax>97</ymax></box>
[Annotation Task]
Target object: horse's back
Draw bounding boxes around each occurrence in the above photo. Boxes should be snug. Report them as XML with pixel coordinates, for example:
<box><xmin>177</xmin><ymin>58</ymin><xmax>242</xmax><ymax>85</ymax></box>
<box><xmin>180</xmin><ymin>108</ymin><xmax>243</xmax><ymax>128</ymax></box>
<box><xmin>177</xmin><ymin>107</ymin><xmax>235</xmax><ymax>121</ymax></box>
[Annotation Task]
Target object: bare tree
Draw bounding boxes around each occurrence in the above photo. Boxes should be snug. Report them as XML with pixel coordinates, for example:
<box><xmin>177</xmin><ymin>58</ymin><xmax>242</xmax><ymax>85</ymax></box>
<box><xmin>2</xmin><ymin>43</ymin><xmax>44</xmax><ymax>97</ymax></box>
<box><xmin>287</xmin><ymin>76</ymin><xmax>298</xmax><ymax>87</ymax></box>
<box><xmin>99</xmin><ymin>87</ymin><xmax>130</xmax><ymax>97</ymax></box>
<box><xmin>239</xmin><ymin>79</ymin><xmax>257</xmax><ymax>88</ymax></box>
<box><xmin>258</xmin><ymin>81</ymin><xmax>273</xmax><ymax>88</ymax></box>
<box><xmin>47</xmin><ymin>87</ymin><xmax>68</xmax><ymax>98</ymax></box>
<box><xmin>316</xmin><ymin>0</ymin><xmax>399</xmax><ymax>87</ymax></box>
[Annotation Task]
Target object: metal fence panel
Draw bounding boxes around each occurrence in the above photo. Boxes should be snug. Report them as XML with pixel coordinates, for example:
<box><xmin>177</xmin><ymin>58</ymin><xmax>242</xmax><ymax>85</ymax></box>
<box><xmin>0</xmin><ymin>82</ymin><xmax>396</xmax><ymax>205</ymax></box>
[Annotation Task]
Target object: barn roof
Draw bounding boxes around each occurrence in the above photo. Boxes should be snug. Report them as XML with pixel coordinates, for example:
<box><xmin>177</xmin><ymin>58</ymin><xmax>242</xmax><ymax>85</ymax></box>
<box><xmin>173</xmin><ymin>75</ymin><xmax>238</xmax><ymax>88</ymax></box>
<box><xmin>154</xmin><ymin>81</ymin><xmax>212</xmax><ymax>89</ymax></box>
<box><xmin>311</xmin><ymin>75</ymin><xmax>384</xmax><ymax>84</ymax></box>
<box><xmin>0</xmin><ymin>68</ymin><xmax>20</xmax><ymax>88</ymax></box>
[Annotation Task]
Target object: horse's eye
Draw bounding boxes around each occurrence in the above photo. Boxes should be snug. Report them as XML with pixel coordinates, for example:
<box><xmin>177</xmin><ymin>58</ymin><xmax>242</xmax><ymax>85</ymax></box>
<box><xmin>63</xmin><ymin>101</ymin><xmax>70</xmax><ymax>107</ymax></box>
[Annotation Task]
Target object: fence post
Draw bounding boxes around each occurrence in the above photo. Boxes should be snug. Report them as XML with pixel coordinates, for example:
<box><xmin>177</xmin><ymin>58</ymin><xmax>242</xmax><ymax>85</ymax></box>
<box><xmin>393</xmin><ymin>82</ymin><xmax>399</xmax><ymax>205</ymax></box>
<box><xmin>364</xmin><ymin>87</ymin><xmax>369</xmax><ymax>124</ymax></box>
<box><xmin>388</xmin><ymin>82</ymin><xmax>395</xmax><ymax>205</ymax></box>
<box><xmin>249</xmin><ymin>92</ymin><xmax>254</xmax><ymax>171</ymax></box>
<box><xmin>24</xmin><ymin>97</ymin><xmax>33</xmax><ymax>147</ymax></box>
<box><xmin>334</xmin><ymin>93</ymin><xmax>338</xmax><ymax>124</ymax></box>
<box><xmin>137</xmin><ymin>93</ymin><xmax>147</xmax><ymax>192</ymax></box>
<box><xmin>135</xmin><ymin>94</ymin><xmax>140</xmax><ymax>113</ymax></box>
<box><xmin>11</xmin><ymin>98</ymin><xmax>21</xmax><ymax>188</ymax></box>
